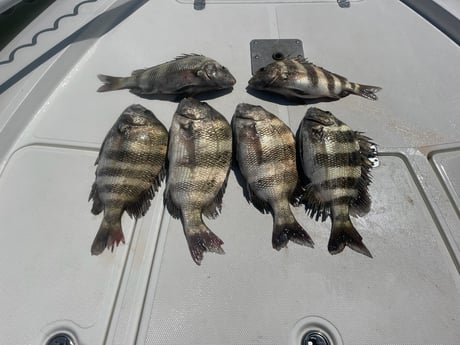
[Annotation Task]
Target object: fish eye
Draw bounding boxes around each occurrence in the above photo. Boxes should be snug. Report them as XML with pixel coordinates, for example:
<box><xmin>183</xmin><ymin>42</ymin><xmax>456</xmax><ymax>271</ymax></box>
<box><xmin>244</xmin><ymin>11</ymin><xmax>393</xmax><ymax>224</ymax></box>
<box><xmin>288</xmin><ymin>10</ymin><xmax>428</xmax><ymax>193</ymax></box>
<box><xmin>222</xmin><ymin>66</ymin><xmax>227</xmax><ymax>71</ymax></box>
<box><xmin>259</xmin><ymin>67</ymin><xmax>265</xmax><ymax>72</ymax></box>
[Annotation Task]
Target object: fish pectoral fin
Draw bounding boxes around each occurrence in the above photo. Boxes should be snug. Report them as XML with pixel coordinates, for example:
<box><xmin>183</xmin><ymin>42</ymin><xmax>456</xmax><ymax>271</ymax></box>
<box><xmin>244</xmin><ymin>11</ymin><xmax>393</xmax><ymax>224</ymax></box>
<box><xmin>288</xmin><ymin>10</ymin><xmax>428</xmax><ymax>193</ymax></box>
<box><xmin>329</xmin><ymin>216</ymin><xmax>372</xmax><ymax>258</ymax></box>
<box><xmin>184</xmin><ymin>223</ymin><xmax>225</xmax><ymax>265</ymax></box>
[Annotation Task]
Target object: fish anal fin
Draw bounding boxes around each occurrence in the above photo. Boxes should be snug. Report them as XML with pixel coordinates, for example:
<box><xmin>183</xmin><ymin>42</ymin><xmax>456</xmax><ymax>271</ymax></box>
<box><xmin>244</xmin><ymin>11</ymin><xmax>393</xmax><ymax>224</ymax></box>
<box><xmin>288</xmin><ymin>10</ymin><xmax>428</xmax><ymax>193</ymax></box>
<box><xmin>126</xmin><ymin>167</ymin><xmax>166</xmax><ymax>219</ymax></box>
<box><xmin>89</xmin><ymin>182</ymin><xmax>104</xmax><ymax>215</ymax></box>
<box><xmin>301</xmin><ymin>184</ymin><xmax>330</xmax><ymax>222</ymax></box>
<box><xmin>203</xmin><ymin>171</ymin><xmax>230</xmax><ymax>219</ymax></box>
<box><xmin>164</xmin><ymin>185</ymin><xmax>181</xmax><ymax>219</ymax></box>
<box><xmin>246</xmin><ymin>183</ymin><xmax>271</xmax><ymax>214</ymax></box>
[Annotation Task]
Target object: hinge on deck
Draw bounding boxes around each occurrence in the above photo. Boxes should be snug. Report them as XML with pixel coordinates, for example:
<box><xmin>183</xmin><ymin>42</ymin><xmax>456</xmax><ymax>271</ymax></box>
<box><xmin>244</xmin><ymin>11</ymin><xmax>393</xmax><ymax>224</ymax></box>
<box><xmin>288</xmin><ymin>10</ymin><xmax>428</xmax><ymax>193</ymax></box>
<box><xmin>250</xmin><ymin>39</ymin><xmax>304</xmax><ymax>75</ymax></box>
<box><xmin>337</xmin><ymin>0</ymin><xmax>351</xmax><ymax>8</ymax></box>
<box><xmin>194</xmin><ymin>0</ymin><xmax>205</xmax><ymax>10</ymax></box>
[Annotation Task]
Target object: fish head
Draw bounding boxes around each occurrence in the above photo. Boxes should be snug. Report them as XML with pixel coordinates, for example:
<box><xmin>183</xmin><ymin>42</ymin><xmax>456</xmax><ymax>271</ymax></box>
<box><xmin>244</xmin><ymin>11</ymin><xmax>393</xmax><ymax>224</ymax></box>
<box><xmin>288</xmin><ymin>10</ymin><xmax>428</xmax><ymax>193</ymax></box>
<box><xmin>302</xmin><ymin>107</ymin><xmax>342</xmax><ymax>138</ymax></box>
<box><xmin>233</xmin><ymin>103</ymin><xmax>270</xmax><ymax>123</ymax></box>
<box><xmin>248</xmin><ymin>61</ymin><xmax>288</xmax><ymax>90</ymax></box>
<box><xmin>199</xmin><ymin>60</ymin><xmax>236</xmax><ymax>88</ymax></box>
<box><xmin>175</xmin><ymin>97</ymin><xmax>210</xmax><ymax>122</ymax></box>
<box><xmin>120</xmin><ymin>104</ymin><xmax>161</xmax><ymax>126</ymax></box>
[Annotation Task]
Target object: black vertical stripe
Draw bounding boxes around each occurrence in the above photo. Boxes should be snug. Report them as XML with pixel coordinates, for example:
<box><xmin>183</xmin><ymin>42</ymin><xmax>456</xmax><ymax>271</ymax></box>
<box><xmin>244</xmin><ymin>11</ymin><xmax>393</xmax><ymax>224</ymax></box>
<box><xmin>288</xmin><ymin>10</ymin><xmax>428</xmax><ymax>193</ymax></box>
<box><xmin>334</xmin><ymin>74</ymin><xmax>348</xmax><ymax>92</ymax></box>
<box><xmin>325</xmin><ymin>72</ymin><xmax>335</xmax><ymax>93</ymax></box>
<box><xmin>305</xmin><ymin>64</ymin><xmax>319</xmax><ymax>88</ymax></box>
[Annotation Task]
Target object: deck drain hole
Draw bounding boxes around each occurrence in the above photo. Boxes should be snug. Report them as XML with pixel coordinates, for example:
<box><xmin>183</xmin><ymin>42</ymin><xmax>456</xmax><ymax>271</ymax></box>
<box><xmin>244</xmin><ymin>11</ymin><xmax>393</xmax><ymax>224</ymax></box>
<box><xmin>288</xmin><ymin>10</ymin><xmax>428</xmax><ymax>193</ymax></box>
<box><xmin>302</xmin><ymin>331</ymin><xmax>330</xmax><ymax>345</ymax></box>
<box><xmin>46</xmin><ymin>333</ymin><xmax>75</xmax><ymax>345</ymax></box>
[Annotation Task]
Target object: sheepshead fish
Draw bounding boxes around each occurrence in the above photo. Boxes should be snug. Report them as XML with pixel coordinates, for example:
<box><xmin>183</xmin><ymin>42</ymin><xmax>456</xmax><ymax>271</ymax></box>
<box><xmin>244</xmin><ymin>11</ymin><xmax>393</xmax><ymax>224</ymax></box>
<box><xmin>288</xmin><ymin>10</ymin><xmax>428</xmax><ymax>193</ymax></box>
<box><xmin>298</xmin><ymin>107</ymin><xmax>375</xmax><ymax>257</ymax></box>
<box><xmin>97</xmin><ymin>54</ymin><xmax>236</xmax><ymax>96</ymax></box>
<box><xmin>89</xmin><ymin>104</ymin><xmax>168</xmax><ymax>255</ymax></box>
<box><xmin>164</xmin><ymin>98</ymin><xmax>232</xmax><ymax>265</ymax></box>
<box><xmin>248</xmin><ymin>57</ymin><xmax>381</xmax><ymax>101</ymax></box>
<box><xmin>232</xmin><ymin>103</ymin><xmax>314</xmax><ymax>250</ymax></box>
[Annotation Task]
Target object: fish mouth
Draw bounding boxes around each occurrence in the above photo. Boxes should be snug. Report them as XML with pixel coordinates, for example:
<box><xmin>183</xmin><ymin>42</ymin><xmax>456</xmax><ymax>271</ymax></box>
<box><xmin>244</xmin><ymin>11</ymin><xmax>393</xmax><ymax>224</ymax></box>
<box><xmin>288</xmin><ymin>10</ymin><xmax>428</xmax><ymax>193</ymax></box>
<box><xmin>247</xmin><ymin>75</ymin><xmax>266</xmax><ymax>89</ymax></box>
<box><xmin>305</xmin><ymin>117</ymin><xmax>328</xmax><ymax>126</ymax></box>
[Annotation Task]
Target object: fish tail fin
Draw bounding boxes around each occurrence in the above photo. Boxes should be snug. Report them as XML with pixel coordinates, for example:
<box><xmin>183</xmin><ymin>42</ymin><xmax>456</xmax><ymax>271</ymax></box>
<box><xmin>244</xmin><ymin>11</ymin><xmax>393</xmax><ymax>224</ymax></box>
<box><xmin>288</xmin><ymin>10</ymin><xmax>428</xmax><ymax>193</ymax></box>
<box><xmin>185</xmin><ymin>222</ymin><xmax>225</xmax><ymax>265</ymax></box>
<box><xmin>348</xmin><ymin>82</ymin><xmax>382</xmax><ymax>101</ymax></box>
<box><xmin>272</xmin><ymin>214</ymin><xmax>314</xmax><ymax>250</ymax></box>
<box><xmin>97</xmin><ymin>74</ymin><xmax>133</xmax><ymax>92</ymax></box>
<box><xmin>329</xmin><ymin>216</ymin><xmax>372</xmax><ymax>258</ymax></box>
<box><xmin>91</xmin><ymin>217</ymin><xmax>125</xmax><ymax>255</ymax></box>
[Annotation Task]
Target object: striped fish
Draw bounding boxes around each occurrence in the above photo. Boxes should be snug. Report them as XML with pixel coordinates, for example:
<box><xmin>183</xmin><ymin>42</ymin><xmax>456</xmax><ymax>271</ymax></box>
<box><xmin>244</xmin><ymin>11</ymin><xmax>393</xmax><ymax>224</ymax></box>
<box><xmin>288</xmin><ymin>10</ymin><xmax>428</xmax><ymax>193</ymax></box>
<box><xmin>298</xmin><ymin>107</ymin><xmax>375</xmax><ymax>257</ymax></box>
<box><xmin>248</xmin><ymin>57</ymin><xmax>381</xmax><ymax>101</ymax></box>
<box><xmin>89</xmin><ymin>104</ymin><xmax>168</xmax><ymax>255</ymax></box>
<box><xmin>232</xmin><ymin>103</ymin><xmax>314</xmax><ymax>250</ymax></box>
<box><xmin>97</xmin><ymin>54</ymin><xmax>236</xmax><ymax>96</ymax></box>
<box><xmin>164</xmin><ymin>98</ymin><xmax>232</xmax><ymax>265</ymax></box>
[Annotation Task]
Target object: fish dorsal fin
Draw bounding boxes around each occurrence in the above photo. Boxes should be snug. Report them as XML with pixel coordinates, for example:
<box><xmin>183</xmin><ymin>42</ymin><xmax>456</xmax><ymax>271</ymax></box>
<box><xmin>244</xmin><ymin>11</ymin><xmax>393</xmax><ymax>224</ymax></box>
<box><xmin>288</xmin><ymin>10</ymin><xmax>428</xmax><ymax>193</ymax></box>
<box><xmin>292</xmin><ymin>56</ymin><xmax>348</xmax><ymax>81</ymax></box>
<box><xmin>350</xmin><ymin>132</ymin><xmax>375</xmax><ymax>216</ymax></box>
<box><xmin>174</xmin><ymin>53</ymin><xmax>204</xmax><ymax>61</ymax></box>
<box><xmin>292</xmin><ymin>56</ymin><xmax>310</xmax><ymax>65</ymax></box>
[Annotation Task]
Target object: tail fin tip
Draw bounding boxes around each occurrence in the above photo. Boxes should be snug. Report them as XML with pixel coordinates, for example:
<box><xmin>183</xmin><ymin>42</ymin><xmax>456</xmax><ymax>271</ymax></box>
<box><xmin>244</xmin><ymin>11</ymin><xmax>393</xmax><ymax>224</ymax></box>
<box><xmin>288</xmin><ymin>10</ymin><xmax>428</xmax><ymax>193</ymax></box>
<box><xmin>186</xmin><ymin>225</ymin><xmax>225</xmax><ymax>265</ymax></box>
<box><xmin>97</xmin><ymin>74</ymin><xmax>123</xmax><ymax>92</ymax></box>
<box><xmin>91</xmin><ymin>222</ymin><xmax>125</xmax><ymax>255</ymax></box>
<box><xmin>272</xmin><ymin>220</ymin><xmax>314</xmax><ymax>251</ymax></box>
<box><xmin>329</xmin><ymin>218</ymin><xmax>372</xmax><ymax>258</ymax></box>
<box><xmin>357</xmin><ymin>84</ymin><xmax>382</xmax><ymax>101</ymax></box>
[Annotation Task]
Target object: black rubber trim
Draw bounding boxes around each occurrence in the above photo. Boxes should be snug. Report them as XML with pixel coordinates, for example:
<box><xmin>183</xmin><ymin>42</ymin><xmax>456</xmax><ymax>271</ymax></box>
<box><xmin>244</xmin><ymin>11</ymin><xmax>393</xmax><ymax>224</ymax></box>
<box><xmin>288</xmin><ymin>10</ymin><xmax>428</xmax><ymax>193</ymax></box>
<box><xmin>401</xmin><ymin>0</ymin><xmax>460</xmax><ymax>45</ymax></box>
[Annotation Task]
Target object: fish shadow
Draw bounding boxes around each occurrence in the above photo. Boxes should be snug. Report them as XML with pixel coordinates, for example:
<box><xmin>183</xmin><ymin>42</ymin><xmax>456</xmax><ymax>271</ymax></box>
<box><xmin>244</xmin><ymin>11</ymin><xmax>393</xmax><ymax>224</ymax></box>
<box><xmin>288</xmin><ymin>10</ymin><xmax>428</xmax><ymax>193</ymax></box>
<box><xmin>246</xmin><ymin>87</ymin><xmax>343</xmax><ymax>106</ymax></box>
<box><xmin>131</xmin><ymin>88</ymin><xmax>234</xmax><ymax>103</ymax></box>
